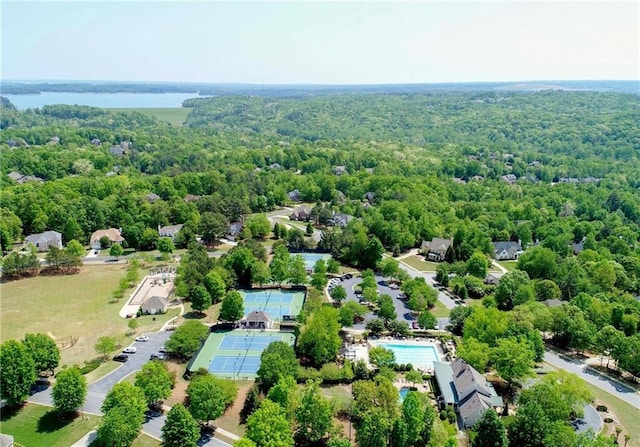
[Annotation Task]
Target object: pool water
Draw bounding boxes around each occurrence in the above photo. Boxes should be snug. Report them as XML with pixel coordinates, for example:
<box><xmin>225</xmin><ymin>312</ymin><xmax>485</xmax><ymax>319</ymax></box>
<box><xmin>399</xmin><ymin>387</ymin><xmax>411</xmax><ymax>401</ymax></box>
<box><xmin>376</xmin><ymin>343</ymin><xmax>440</xmax><ymax>370</ymax></box>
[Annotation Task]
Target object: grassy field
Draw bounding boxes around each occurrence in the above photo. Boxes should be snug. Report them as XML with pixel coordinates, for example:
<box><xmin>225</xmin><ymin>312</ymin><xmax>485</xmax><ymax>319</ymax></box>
<box><xmin>401</xmin><ymin>256</ymin><xmax>439</xmax><ymax>272</ymax></box>
<box><xmin>495</xmin><ymin>260</ymin><xmax>518</xmax><ymax>272</ymax></box>
<box><xmin>0</xmin><ymin>265</ymin><xmax>179</xmax><ymax>368</ymax></box>
<box><xmin>0</xmin><ymin>403</ymin><xmax>99</xmax><ymax>447</ymax></box>
<box><xmin>108</xmin><ymin>108</ymin><xmax>190</xmax><ymax>126</ymax></box>
<box><xmin>430</xmin><ymin>299</ymin><xmax>451</xmax><ymax>318</ymax></box>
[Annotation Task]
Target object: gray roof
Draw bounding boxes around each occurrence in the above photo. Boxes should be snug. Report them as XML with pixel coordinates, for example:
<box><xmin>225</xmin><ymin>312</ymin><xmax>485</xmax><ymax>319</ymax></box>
<box><xmin>545</xmin><ymin>299</ymin><xmax>564</xmax><ymax>308</ymax></box>
<box><xmin>493</xmin><ymin>241</ymin><xmax>521</xmax><ymax>253</ymax></box>
<box><xmin>141</xmin><ymin>296</ymin><xmax>169</xmax><ymax>312</ymax></box>
<box><xmin>25</xmin><ymin>230</ymin><xmax>62</xmax><ymax>246</ymax></box>
<box><xmin>246</xmin><ymin>310</ymin><xmax>270</xmax><ymax>322</ymax></box>
<box><xmin>159</xmin><ymin>224</ymin><xmax>184</xmax><ymax>234</ymax></box>
<box><xmin>433</xmin><ymin>361</ymin><xmax>456</xmax><ymax>405</ymax></box>
<box><xmin>429</xmin><ymin>237</ymin><xmax>453</xmax><ymax>252</ymax></box>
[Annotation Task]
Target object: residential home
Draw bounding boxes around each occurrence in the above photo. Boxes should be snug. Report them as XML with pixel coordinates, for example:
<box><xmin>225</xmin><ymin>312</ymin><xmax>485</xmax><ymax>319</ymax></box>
<box><xmin>6</xmin><ymin>139</ymin><xmax>17</xmax><ymax>147</ymax></box>
<box><xmin>25</xmin><ymin>231</ymin><xmax>63</xmax><ymax>252</ymax></box>
<box><xmin>146</xmin><ymin>193</ymin><xmax>161</xmax><ymax>203</ymax></box>
<box><xmin>335</xmin><ymin>190</ymin><xmax>347</xmax><ymax>203</ymax></box>
<box><xmin>287</xmin><ymin>189</ymin><xmax>302</xmax><ymax>202</ymax></box>
<box><xmin>109</xmin><ymin>145</ymin><xmax>125</xmax><ymax>157</ymax></box>
<box><xmin>483</xmin><ymin>274</ymin><xmax>501</xmax><ymax>286</ymax></box>
<box><xmin>422</xmin><ymin>237</ymin><xmax>453</xmax><ymax>262</ymax></box>
<box><xmin>183</xmin><ymin>194</ymin><xmax>202</xmax><ymax>203</ymax></box>
<box><xmin>334</xmin><ymin>165</ymin><xmax>347</xmax><ymax>176</ymax></box>
<box><xmin>544</xmin><ymin>299</ymin><xmax>564</xmax><ymax>308</ymax></box>
<box><xmin>501</xmin><ymin>174</ymin><xmax>517</xmax><ymax>184</ymax></box>
<box><xmin>492</xmin><ymin>241</ymin><xmax>522</xmax><ymax>260</ymax></box>
<box><xmin>528</xmin><ymin>161</ymin><xmax>542</xmax><ymax>167</ymax></box>
<box><xmin>363</xmin><ymin>191</ymin><xmax>375</xmax><ymax>204</ymax></box>
<box><xmin>226</xmin><ymin>222</ymin><xmax>243</xmax><ymax>241</ymax></box>
<box><xmin>268</xmin><ymin>162</ymin><xmax>283</xmax><ymax>170</ymax></box>
<box><xmin>243</xmin><ymin>310</ymin><xmax>272</xmax><ymax>329</ymax></box>
<box><xmin>470</xmin><ymin>175</ymin><xmax>485</xmax><ymax>182</ymax></box>
<box><xmin>7</xmin><ymin>171</ymin><xmax>44</xmax><ymax>184</ymax></box>
<box><xmin>571</xmin><ymin>237</ymin><xmax>586</xmax><ymax>255</ymax></box>
<box><xmin>433</xmin><ymin>358</ymin><xmax>502</xmax><ymax>429</ymax></box>
<box><xmin>90</xmin><ymin>228</ymin><xmax>125</xmax><ymax>250</ymax></box>
<box><xmin>330</xmin><ymin>212</ymin><xmax>354</xmax><ymax>228</ymax></box>
<box><xmin>90</xmin><ymin>138</ymin><xmax>101</xmax><ymax>146</ymax></box>
<box><xmin>158</xmin><ymin>224</ymin><xmax>184</xmax><ymax>240</ymax></box>
<box><xmin>7</xmin><ymin>171</ymin><xmax>23</xmax><ymax>182</ymax></box>
<box><xmin>290</xmin><ymin>207</ymin><xmax>312</xmax><ymax>222</ymax></box>
<box><xmin>453</xmin><ymin>177</ymin><xmax>467</xmax><ymax>184</ymax></box>
<box><xmin>364</xmin><ymin>167</ymin><xmax>374</xmax><ymax>174</ymax></box>
<box><xmin>48</xmin><ymin>136</ymin><xmax>60</xmax><ymax>145</ymax></box>
<box><xmin>141</xmin><ymin>296</ymin><xmax>169</xmax><ymax>315</ymax></box>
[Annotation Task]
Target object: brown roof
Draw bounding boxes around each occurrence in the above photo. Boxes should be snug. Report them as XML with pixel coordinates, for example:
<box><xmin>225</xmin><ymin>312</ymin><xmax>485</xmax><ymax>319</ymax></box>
<box><xmin>141</xmin><ymin>296</ymin><xmax>169</xmax><ymax>312</ymax></box>
<box><xmin>90</xmin><ymin>228</ymin><xmax>124</xmax><ymax>244</ymax></box>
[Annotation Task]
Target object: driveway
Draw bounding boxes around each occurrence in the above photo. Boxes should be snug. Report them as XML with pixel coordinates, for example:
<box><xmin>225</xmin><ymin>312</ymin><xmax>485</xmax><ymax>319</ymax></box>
<box><xmin>544</xmin><ymin>351</ymin><xmax>640</xmax><ymax>409</ymax></box>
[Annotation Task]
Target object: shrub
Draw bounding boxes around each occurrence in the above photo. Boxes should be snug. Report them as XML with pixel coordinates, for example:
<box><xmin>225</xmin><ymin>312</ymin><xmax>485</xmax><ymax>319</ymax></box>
<box><xmin>447</xmin><ymin>409</ymin><xmax>456</xmax><ymax>424</ymax></box>
<box><xmin>440</xmin><ymin>410</ymin><xmax>448</xmax><ymax>420</ymax></box>
<box><xmin>78</xmin><ymin>359</ymin><xmax>101</xmax><ymax>375</ymax></box>
<box><xmin>596</xmin><ymin>405</ymin><xmax>608</xmax><ymax>412</ymax></box>
<box><xmin>603</xmin><ymin>417</ymin><xmax>614</xmax><ymax>423</ymax></box>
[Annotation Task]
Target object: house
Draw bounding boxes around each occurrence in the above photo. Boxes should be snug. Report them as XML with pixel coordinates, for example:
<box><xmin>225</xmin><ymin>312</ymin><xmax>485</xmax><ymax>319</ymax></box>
<box><xmin>335</xmin><ymin>190</ymin><xmax>346</xmax><ymax>203</ymax></box>
<box><xmin>501</xmin><ymin>174</ymin><xmax>517</xmax><ymax>184</ymax></box>
<box><xmin>226</xmin><ymin>222</ymin><xmax>243</xmax><ymax>241</ymax></box>
<box><xmin>433</xmin><ymin>358</ymin><xmax>502</xmax><ymax>429</ymax></box>
<box><xmin>484</xmin><ymin>274</ymin><xmax>501</xmax><ymax>286</ymax></box>
<box><xmin>572</xmin><ymin>237</ymin><xmax>586</xmax><ymax>255</ymax></box>
<box><xmin>421</xmin><ymin>237</ymin><xmax>453</xmax><ymax>262</ymax></box>
<box><xmin>470</xmin><ymin>175</ymin><xmax>485</xmax><ymax>182</ymax></box>
<box><xmin>334</xmin><ymin>165</ymin><xmax>347</xmax><ymax>176</ymax></box>
<box><xmin>288</xmin><ymin>189</ymin><xmax>302</xmax><ymax>202</ymax></box>
<box><xmin>90</xmin><ymin>228</ymin><xmax>125</xmax><ymax>250</ymax></box>
<box><xmin>243</xmin><ymin>310</ymin><xmax>272</xmax><ymax>329</ymax></box>
<box><xmin>0</xmin><ymin>433</ymin><xmax>14</xmax><ymax>447</ymax></box>
<box><xmin>158</xmin><ymin>224</ymin><xmax>184</xmax><ymax>240</ymax></box>
<box><xmin>544</xmin><ymin>298</ymin><xmax>564</xmax><ymax>308</ymax></box>
<box><xmin>7</xmin><ymin>171</ymin><xmax>23</xmax><ymax>182</ymax></box>
<box><xmin>364</xmin><ymin>191</ymin><xmax>375</xmax><ymax>204</ymax></box>
<box><xmin>268</xmin><ymin>162</ymin><xmax>283</xmax><ymax>170</ymax></box>
<box><xmin>146</xmin><ymin>193</ymin><xmax>161</xmax><ymax>203</ymax></box>
<box><xmin>141</xmin><ymin>296</ymin><xmax>169</xmax><ymax>315</ymax></box>
<box><xmin>7</xmin><ymin>171</ymin><xmax>44</xmax><ymax>184</ymax></box>
<box><xmin>25</xmin><ymin>231</ymin><xmax>63</xmax><ymax>252</ymax></box>
<box><xmin>493</xmin><ymin>241</ymin><xmax>522</xmax><ymax>260</ymax></box>
<box><xmin>91</xmin><ymin>138</ymin><xmax>101</xmax><ymax>146</ymax></box>
<box><xmin>453</xmin><ymin>177</ymin><xmax>467</xmax><ymax>184</ymax></box>
<box><xmin>109</xmin><ymin>145</ymin><xmax>125</xmax><ymax>157</ymax></box>
<box><xmin>290</xmin><ymin>207</ymin><xmax>312</xmax><ymax>222</ymax></box>
<box><xmin>331</xmin><ymin>212</ymin><xmax>354</xmax><ymax>228</ymax></box>
<box><xmin>183</xmin><ymin>194</ymin><xmax>202</xmax><ymax>203</ymax></box>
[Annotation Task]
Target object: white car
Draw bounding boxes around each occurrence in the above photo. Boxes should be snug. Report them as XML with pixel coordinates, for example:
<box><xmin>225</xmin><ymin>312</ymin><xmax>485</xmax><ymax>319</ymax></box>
<box><xmin>135</xmin><ymin>335</ymin><xmax>150</xmax><ymax>342</ymax></box>
<box><xmin>123</xmin><ymin>346</ymin><xmax>137</xmax><ymax>354</ymax></box>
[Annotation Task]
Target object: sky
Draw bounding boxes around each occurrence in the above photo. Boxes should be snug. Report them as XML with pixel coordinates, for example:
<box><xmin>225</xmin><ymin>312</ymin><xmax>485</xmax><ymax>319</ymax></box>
<box><xmin>1</xmin><ymin>1</ymin><xmax>638</xmax><ymax>84</ymax></box>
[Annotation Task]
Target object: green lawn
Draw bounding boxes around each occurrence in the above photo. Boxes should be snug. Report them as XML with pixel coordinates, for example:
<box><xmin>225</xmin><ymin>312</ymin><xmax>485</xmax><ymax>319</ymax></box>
<box><xmin>0</xmin><ymin>403</ymin><xmax>99</xmax><ymax>447</ymax></box>
<box><xmin>108</xmin><ymin>108</ymin><xmax>190</xmax><ymax>126</ymax></box>
<box><xmin>401</xmin><ymin>256</ymin><xmax>439</xmax><ymax>272</ymax></box>
<box><xmin>0</xmin><ymin>265</ymin><xmax>179</xmax><ymax>369</ymax></box>
<box><xmin>495</xmin><ymin>260</ymin><xmax>518</xmax><ymax>272</ymax></box>
<box><xmin>430</xmin><ymin>299</ymin><xmax>451</xmax><ymax>318</ymax></box>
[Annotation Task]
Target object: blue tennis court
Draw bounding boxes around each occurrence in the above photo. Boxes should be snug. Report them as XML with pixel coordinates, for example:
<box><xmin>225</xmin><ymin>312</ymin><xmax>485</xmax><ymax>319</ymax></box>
<box><xmin>239</xmin><ymin>289</ymin><xmax>305</xmax><ymax>320</ymax></box>
<box><xmin>209</xmin><ymin>355</ymin><xmax>261</xmax><ymax>375</ymax></box>
<box><xmin>300</xmin><ymin>253</ymin><xmax>332</xmax><ymax>271</ymax></box>
<box><xmin>219</xmin><ymin>334</ymin><xmax>285</xmax><ymax>351</ymax></box>
<box><xmin>243</xmin><ymin>290</ymin><xmax>295</xmax><ymax>304</ymax></box>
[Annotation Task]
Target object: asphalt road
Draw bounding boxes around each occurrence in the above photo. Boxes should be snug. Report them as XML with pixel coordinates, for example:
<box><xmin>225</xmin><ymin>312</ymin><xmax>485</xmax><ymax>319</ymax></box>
<box><xmin>28</xmin><ymin>330</ymin><xmax>232</xmax><ymax>447</ymax></box>
<box><xmin>544</xmin><ymin>351</ymin><xmax>640</xmax><ymax>409</ymax></box>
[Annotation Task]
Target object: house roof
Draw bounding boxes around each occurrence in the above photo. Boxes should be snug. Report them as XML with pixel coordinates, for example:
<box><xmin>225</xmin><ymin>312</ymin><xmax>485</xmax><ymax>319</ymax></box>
<box><xmin>0</xmin><ymin>433</ymin><xmax>14</xmax><ymax>447</ymax></box>
<box><xmin>159</xmin><ymin>224</ymin><xmax>183</xmax><ymax>234</ymax></box>
<box><xmin>147</xmin><ymin>193</ymin><xmax>161</xmax><ymax>202</ymax></box>
<box><xmin>451</xmin><ymin>358</ymin><xmax>493</xmax><ymax>402</ymax></box>
<box><xmin>429</xmin><ymin>237</ymin><xmax>452</xmax><ymax>252</ymax></box>
<box><xmin>25</xmin><ymin>230</ymin><xmax>61</xmax><ymax>245</ymax></box>
<box><xmin>228</xmin><ymin>222</ymin><xmax>243</xmax><ymax>236</ymax></box>
<box><xmin>493</xmin><ymin>241</ymin><xmax>521</xmax><ymax>253</ymax></box>
<box><xmin>183</xmin><ymin>194</ymin><xmax>202</xmax><ymax>202</ymax></box>
<box><xmin>544</xmin><ymin>299</ymin><xmax>564</xmax><ymax>308</ymax></box>
<box><xmin>90</xmin><ymin>228</ymin><xmax>124</xmax><ymax>244</ymax></box>
<box><xmin>141</xmin><ymin>296</ymin><xmax>169</xmax><ymax>312</ymax></box>
<box><xmin>8</xmin><ymin>171</ymin><xmax>23</xmax><ymax>181</ymax></box>
<box><xmin>246</xmin><ymin>310</ymin><xmax>270</xmax><ymax>322</ymax></box>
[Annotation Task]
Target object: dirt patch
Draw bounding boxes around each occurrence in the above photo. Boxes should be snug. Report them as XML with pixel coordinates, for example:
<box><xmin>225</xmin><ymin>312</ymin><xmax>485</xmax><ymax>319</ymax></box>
<box><xmin>165</xmin><ymin>361</ymin><xmax>189</xmax><ymax>407</ymax></box>
<box><xmin>213</xmin><ymin>380</ymin><xmax>253</xmax><ymax>437</ymax></box>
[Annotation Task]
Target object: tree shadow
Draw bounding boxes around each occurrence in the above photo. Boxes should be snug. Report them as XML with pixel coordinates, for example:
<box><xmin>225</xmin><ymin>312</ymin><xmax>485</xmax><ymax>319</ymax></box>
<box><xmin>36</xmin><ymin>409</ymin><xmax>73</xmax><ymax>433</ymax></box>
<box><xmin>0</xmin><ymin>403</ymin><xmax>25</xmax><ymax>422</ymax></box>
<box><xmin>183</xmin><ymin>311</ymin><xmax>206</xmax><ymax>320</ymax></box>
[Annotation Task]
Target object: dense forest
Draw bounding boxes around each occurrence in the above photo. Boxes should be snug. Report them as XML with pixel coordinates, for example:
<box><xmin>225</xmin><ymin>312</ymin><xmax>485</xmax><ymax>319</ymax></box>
<box><xmin>1</xmin><ymin>90</ymin><xmax>640</xmax><ymax>445</ymax></box>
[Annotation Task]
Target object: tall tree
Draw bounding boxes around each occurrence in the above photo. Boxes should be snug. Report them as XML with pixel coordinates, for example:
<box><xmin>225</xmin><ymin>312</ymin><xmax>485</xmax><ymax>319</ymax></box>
<box><xmin>204</xmin><ymin>270</ymin><xmax>227</xmax><ymax>303</ymax></box>
<box><xmin>294</xmin><ymin>379</ymin><xmax>334</xmax><ymax>445</ymax></box>
<box><xmin>256</xmin><ymin>341</ymin><xmax>299</xmax><ymax>390</ymax></box>
<box><xmin>289</xmin><ymin>254</ymin><xmax>308</xmax><ymax>285</ymax></box>
<box><xmin>134</xmin><ymin>360</ymin><xmax>173</xmax><ymax>407</ymax></box>
<box><xmin>162</xmin><ymin>403</ymin><xmax>200</xmax><ymax>447</ymax></box>
<box><xmin>270</xmin><ymin>245</ymin><xmax>291</xmax><ymax>286</ymax></box>
<box><xmin>297</xmin><ymin>306</ymin><xmax>342</xmax><ymax>366</ymax></box>
<box><xmin>219</xmin><ymin>290</ymin><xmax>244</xmax><ymax>322</ymax></box>
<box><xmin>23</xmin><ymin>333</ymin><xmax>60</xmax><ymax>374</ymax></box>
<box><xmin>490</xmin><ymin>337</ymin><xmax>535</xmax><ymax>414</ymax></box>
<box><xmin>187</xmin><ymin>374</ymin><xmax>227</xmax><ymax>424</ymax></box>
<box><xmin>377</xmin><ymin>294</ymin><xmax>397</xmax><ymax>323</ymax></box>
<box><xmin>190</xmin><ymin>284</ymin><xmax>212</xmax><ymax>314</ymax></box>
<box><xmin>0</xmin><ymin>340</ymin><xmax>36</xmax><ymax>406</ymax></box>
<box><xmin>246</xmin><ymin>399</ymin><xmax>294</xmax><ymax>447</ymax></box>
<box><xmin>471</xmin><ymin>409</ymin><xmax>507</xmax><ymax>447</ymax></box>
<box><xmin>165</xmin><ymin>321</ymin><xmax>209</xmax><ymax>360</ymax></box>
<box><xmin>52</xmin><ymin>367</ymin><xmax>87</xmax><ymax>416</ymax></box>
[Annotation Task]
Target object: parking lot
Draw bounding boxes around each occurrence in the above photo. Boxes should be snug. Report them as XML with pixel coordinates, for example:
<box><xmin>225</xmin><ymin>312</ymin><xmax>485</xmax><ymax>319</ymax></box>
<box><xmin>328</xmin><ymin>273</ymin><xmax>449</xmax><ymax>331</ymax></box>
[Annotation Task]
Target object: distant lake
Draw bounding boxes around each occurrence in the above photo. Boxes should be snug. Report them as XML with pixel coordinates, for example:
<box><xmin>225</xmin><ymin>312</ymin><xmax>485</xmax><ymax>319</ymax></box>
<box><xmin>3</xmin><ymin>92</ymin><xmax>204</xmax><ymax>109</ymax></box>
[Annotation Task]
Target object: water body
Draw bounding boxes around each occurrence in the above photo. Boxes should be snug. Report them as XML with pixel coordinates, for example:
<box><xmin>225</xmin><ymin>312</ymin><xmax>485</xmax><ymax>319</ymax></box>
<box><xmin>3</xmin><ymin>92</ymin><xmax>203</xmax><ymax>109</ymax></box>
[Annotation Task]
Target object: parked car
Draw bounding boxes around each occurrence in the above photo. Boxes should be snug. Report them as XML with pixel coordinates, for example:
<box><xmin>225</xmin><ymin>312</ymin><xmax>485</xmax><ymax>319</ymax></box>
<box><xmin>159</xmin><ymin>346</ymin><xmax>166</xmax><ymax>353</ymax></box>
<box><xmin>113</xmin><ymin>354</ymin><xmax>129</xmax><ymax>362</ymax></box>
<box><xmin>135</xmin><ymin>335</ymin><xmax>150</xmax><ymax>342</ymax></box>
<box><xmin>123</xmin><ymin>346</ymin><xmax>137</xmax><ymax>354</ymax></box>
<box><xmin>150</xmin><ymin>353</ymin><xmax>166</xmax><ymax>361</ymax></box>
<box><xmin>412</xmin><ymin>321</ymin><xmax>420</xmax><ymax>329</ymax></box>
<box><xmin>389</xmin><ymin>283</ymin><xmax>400</xmax><ymax>290</ymax></box>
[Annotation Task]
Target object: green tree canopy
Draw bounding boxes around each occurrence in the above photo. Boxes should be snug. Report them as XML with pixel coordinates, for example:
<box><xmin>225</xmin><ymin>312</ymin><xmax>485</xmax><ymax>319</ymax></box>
<box><xmin>297</xmin><ymin>306</ymin><xmax>342</xmax><ymax>367</ymax></box>
<box><xmin>23</xmin><ymin>333</ymin><xmax>60</xmax><ymax>374</ymax></box>
<box><xmin>246</xmin><ymin>399</ymin><xmax>294</xmax><ymax>447</ymax></box>
<box><xmin>220</xmin><ymin>290</ymin><xmax>244</xmax><ymax>322</ymax></box>
<box><xmin>134</xmin><ymin>360</ymin><xmax>173</xmax><ymax>406</ymax></box>
<box><xmin>52</xmin><ymin>367</ymin><xmax>87</xmax><ymax>415</ymax></box>
<box><xmin>165</xmin><ymin>320</ymin><xmax>209</xmax><ymax>360</ymax></box>
<box><xmin>256</xmin><ymin>341</ymin><xmax>299</xmax><ymax>389</ymax></box>
<box><xmin>0</xmin><ymin>339</ymin><xmax>36</xmax><ymax>406</ymax></box>
<box><xmin>162</xmin><ymin>403</ymin><xmax>201</xmax><ymax>447</ymax></box>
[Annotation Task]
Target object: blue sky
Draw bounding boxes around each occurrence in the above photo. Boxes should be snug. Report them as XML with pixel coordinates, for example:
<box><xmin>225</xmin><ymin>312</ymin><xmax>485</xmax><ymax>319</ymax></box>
<box><xmin>2</xmin><ymin>1</ymin><xmax>638</xmax><ymax>84</ymax></box>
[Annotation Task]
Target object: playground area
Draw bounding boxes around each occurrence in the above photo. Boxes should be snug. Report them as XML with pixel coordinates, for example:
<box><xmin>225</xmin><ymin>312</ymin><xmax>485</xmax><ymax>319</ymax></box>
<box><xmin>119</xmin><ymin>273</ymin><xmax>175</xmax><ymax>318</ymax></box>
<box><xmin>188</xmin><ymin>330</ymin><xmax>296</xmax><ymax>379</ymax></box>
<box><xmin>240</xmin><ymin>289</ymin><xmax>305</xmax><ymax>321</ymax></box>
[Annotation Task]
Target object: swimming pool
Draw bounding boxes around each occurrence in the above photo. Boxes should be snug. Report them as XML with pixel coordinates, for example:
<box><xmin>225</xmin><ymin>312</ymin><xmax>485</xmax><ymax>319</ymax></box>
<box><xmin>399</xmin><ymin>386</ymin><xmax>411</xmax><ymax>401</ymax></box>
<box><xmin>375</xmin><ymin>343</ymin><xmax>440</xmax><ymax>371</ymax></box>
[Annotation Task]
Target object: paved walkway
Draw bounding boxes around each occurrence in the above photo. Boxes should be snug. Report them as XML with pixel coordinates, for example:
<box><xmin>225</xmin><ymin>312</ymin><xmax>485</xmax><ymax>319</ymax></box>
<box><xmin>544</xmin><ymin>351</ymin><xmax>640</xmax><ymax>409</ymax></box>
